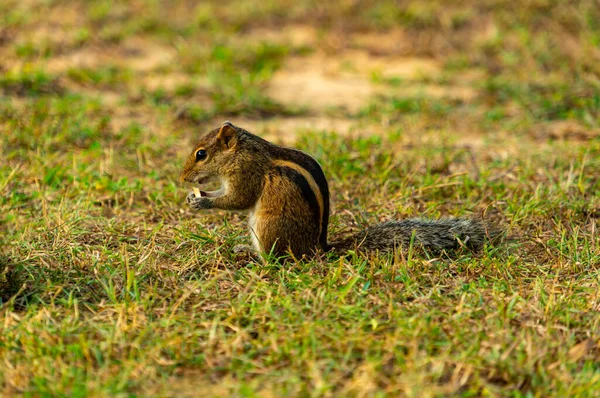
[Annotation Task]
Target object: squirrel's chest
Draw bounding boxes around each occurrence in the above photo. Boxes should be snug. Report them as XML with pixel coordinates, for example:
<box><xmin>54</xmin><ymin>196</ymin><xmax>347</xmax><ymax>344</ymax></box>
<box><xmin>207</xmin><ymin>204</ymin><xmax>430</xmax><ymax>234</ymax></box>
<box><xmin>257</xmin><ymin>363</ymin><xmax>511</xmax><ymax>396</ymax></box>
<box><xmin>247</xmin><ymin>202</ymin><xmax>262</xmax><ymax>252</ymax></box>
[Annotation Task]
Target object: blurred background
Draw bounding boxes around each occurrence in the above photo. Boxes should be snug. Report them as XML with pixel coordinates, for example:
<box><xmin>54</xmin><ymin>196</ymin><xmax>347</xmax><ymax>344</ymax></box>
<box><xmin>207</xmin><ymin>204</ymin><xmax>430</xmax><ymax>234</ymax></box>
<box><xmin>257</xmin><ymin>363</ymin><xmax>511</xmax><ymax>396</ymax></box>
<box><xmin>2</xmin><ymin>0</ymin><xmax>599</xmax><ymax>146</ymax></box>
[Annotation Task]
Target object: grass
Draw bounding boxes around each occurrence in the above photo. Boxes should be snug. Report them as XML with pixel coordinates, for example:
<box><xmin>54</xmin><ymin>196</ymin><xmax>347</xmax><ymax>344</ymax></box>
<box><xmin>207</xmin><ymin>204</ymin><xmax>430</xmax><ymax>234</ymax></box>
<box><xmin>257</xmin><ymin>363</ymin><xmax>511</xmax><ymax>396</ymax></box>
<box><xmin>1</xmin><ymin>0</ymin><xmax>600</xmax><ymax>396</ymax></box>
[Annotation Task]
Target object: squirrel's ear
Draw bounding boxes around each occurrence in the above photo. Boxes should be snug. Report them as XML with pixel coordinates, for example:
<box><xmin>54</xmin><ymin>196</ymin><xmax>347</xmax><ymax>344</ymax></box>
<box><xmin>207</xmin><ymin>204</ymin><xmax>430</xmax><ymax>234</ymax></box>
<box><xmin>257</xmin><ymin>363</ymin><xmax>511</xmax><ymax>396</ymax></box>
<box><xmin>217</xmin><ymin>121</ymin><xmax>238</xmax><ymax>149</ymax></box>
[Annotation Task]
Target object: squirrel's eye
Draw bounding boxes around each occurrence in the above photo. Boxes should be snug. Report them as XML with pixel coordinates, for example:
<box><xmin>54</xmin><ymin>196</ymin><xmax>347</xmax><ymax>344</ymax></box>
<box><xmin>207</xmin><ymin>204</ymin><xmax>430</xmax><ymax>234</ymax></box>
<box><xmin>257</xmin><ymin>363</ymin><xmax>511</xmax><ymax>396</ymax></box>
<box><xmin>195</xmin><ymin>149</ymin><xmax>207</xmax><ymax>162</ymax></box>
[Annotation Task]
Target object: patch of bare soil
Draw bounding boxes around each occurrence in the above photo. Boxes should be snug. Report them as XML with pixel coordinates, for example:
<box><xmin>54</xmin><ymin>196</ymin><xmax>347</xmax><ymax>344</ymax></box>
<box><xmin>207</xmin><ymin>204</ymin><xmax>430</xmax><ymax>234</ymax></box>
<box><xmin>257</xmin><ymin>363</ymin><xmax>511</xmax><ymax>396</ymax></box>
<box><xmin>44</xmin><ymin>37</ymin><xmax>176</xmax><ymax>75</ymax></box>
<box><xmin>142</xmin><ymin>73</ymin><xmax>194</xmax><ymax>92</ymax></box>
<box><xmin>267</xmin><ymin>55</ymin><xmax>374</xmax><ymax>113</ymax></box>
<box><xmin>257</xmin><ymin>24</ymin><xmax>489</xmax><ymax>144</ymax></box>
<box><xmin>399</xmin><ymin>82</ymin><xmax>479</xmax><ymax>102</ymax></box>
<box><xmin>350</xmin><ymin>28</ymin><xmax>409</xmax><ymax>56</ymax></box>
<box><xmin>267</xmin><ymin>50</ymin><xmax>443</xmax><ymax>113</ymax></box>
<box><xmin>248</xmin><ymin>24</ymin><xmax>319</xmax><ymax>48</ymax></box>
<box><xmin>533</xmin><ymin>120</ymin><xmax>599</xmax><ymax>141</ymax></box>
<box><xmin>231</xmin><ymin>26</ymin><xmax>480</xmax><ymax>143</ymax></box>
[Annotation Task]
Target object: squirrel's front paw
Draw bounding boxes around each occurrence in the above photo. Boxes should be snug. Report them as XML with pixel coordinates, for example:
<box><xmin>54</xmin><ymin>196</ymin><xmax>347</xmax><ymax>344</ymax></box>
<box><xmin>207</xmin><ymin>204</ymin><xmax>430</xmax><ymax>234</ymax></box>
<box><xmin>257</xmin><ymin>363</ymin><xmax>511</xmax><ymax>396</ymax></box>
<box><xmin>187</xmin><ymin>192</ymin><xmax>213</xmax><ymax>210</ymax></box>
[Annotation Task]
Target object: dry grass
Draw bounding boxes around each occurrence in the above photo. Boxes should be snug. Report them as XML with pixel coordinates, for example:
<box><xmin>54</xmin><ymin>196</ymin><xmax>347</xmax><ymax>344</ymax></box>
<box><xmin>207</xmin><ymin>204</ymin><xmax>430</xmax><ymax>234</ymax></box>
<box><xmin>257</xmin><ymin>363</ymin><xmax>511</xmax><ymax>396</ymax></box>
<box><xmin>1</xmin><ymin>0</ymin><xmax>600</xmax><ymax>396</ymax></box>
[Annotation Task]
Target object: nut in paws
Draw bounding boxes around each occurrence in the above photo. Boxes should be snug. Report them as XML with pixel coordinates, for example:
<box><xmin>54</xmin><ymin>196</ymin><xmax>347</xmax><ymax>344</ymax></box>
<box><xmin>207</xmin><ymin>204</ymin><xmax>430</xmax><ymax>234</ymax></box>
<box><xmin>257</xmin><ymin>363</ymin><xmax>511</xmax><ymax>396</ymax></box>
<box><xmin>187</xmin><ymin>192</ymin><xmax>213</xmax><ymax>210</ymax></box>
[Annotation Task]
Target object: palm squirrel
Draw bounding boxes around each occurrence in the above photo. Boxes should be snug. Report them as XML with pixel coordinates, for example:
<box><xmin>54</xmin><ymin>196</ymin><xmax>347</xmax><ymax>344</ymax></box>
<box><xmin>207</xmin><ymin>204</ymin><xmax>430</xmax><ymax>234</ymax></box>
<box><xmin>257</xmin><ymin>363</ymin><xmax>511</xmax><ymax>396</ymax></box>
<box><xmin>180</xmin><ymin>121</ymin><xmax>495</xmax><ymax>259</ymax></box>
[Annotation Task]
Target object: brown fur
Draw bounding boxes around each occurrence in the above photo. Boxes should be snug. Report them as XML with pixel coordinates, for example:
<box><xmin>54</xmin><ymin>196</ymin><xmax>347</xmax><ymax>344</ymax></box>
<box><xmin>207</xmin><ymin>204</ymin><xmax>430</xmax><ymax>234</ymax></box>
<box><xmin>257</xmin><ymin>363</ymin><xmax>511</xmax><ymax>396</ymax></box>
<box><xmin>253</xmin><ymin>169</ymin><xmax>320</xmax><ymax>257</ymax></box>
<box><xmin>180</xmin><ymin>122</ymin><xmax>497</xmax><ymax>259</ymax></box>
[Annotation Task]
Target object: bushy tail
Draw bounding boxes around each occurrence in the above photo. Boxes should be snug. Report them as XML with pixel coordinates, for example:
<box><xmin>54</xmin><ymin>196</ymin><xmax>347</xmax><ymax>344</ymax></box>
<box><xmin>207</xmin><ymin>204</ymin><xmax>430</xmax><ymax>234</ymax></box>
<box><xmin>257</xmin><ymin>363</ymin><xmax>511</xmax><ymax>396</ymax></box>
<box><xmin>329</xmin><ymin>218</ymin><xmax>497</xmax><ymax>254</ymax></box>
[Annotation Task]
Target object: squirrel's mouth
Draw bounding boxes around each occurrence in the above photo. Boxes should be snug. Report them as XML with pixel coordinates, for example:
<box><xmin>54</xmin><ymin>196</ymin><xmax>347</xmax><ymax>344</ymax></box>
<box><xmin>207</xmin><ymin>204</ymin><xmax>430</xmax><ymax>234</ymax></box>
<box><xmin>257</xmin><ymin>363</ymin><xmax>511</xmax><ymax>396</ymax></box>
<box><xmin>194</xmin><ymin>176</ymin><xmax>227</xmax><ymax>198</ymax></box>
<box><xmin>199</xmin><ymin>186</ymin><xmax>225</xmax><ymax>198</ymax></box>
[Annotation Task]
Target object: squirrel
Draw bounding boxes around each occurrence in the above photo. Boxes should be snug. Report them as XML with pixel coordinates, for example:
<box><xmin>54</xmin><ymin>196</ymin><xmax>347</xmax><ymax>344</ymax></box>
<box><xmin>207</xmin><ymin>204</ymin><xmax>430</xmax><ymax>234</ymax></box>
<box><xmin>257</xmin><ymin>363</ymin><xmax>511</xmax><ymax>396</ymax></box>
<box><xmin>180</xmin><ymin>121</ymin><xmax>496</xmax><ymax>259</ymax></box>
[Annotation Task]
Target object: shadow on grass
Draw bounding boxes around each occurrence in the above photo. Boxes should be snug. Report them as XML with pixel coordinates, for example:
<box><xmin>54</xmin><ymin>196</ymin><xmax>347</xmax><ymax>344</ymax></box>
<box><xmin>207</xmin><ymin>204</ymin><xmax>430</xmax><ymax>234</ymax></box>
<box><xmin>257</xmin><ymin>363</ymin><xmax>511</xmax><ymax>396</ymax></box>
<box><xmin>0</xmin><ymin>254</ymin><xmax>27</xmax><ymax>308</ymax></box>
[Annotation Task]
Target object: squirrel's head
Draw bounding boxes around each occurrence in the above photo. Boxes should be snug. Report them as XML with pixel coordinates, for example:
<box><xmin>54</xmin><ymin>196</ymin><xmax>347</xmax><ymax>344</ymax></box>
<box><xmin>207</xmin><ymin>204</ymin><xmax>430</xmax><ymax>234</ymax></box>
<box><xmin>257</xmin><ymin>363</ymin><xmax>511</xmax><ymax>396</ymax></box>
<box><xmin>179</xmin><ymin>121</ymin><xmax>241</xmax><ymax>184</ymax></box>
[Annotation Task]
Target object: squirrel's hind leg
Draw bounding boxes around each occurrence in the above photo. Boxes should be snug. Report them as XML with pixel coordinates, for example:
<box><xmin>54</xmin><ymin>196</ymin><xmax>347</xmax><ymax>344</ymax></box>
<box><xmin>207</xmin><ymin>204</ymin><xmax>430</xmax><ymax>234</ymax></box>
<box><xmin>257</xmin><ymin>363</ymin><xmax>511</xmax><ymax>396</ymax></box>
<box><xmin>255</xmin><ymin>218</ymin><xmax>319</xmax><ymax>259</ymax></box>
